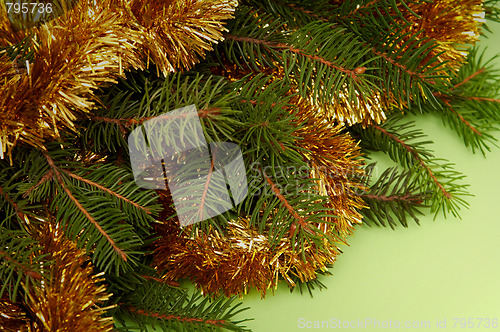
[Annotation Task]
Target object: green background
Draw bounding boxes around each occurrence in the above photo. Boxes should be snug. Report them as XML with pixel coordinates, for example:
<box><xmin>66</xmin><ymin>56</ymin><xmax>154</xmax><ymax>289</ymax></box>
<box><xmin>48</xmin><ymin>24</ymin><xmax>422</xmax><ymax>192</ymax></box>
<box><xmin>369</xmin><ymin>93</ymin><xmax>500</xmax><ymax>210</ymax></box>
<box><xmin>230</xmin><ymin>20</ymin><xmax>500</xmax><ymax>332</ymax></box>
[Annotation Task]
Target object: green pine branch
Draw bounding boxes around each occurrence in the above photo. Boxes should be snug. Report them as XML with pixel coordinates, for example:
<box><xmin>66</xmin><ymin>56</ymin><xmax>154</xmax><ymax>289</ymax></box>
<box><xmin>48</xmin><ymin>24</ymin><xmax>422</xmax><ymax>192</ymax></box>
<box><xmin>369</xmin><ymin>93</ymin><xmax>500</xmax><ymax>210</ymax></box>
<box><xmin>0</xmin><ymin>141</ymin><xmax>161</xmax><ymax>276</ymax></box>
<box><xmin>215</xmin><ymin>3</ymin><xmax>451</xmax><ymax>118</ymax></box>
<box><xmin>221</xmin><ymin>7</ymin><xmax>379</xmax><ymax>106</ymax></box>
<box><xmin>229</xmin><ymin>75</ymin><xmax>342</xmax><ymax>252</ymax></box>
<box><xmin>0</xmin><ymin>168</ymin><xmax>27</xmax><ymax>227</ymax></box>
<box><xmin>429</xmin><ymin>48</ymin><xmax>500</xmax><ymax>155</ymax></box>
<box><xmin>225</xmin><ymin>9</ymin><xmax>378</xmax><ymax>105</ymax></box>
<box><xmin>113</xmin><ymin>281</ymin><xmax>251</xmax><ymax>332</ymax></box>
<box><xmin>359</xmin><ymin>165</ymin><xmax>431</xmax><ymax>228</ymax></box>
<box><xmin>43</xmin><ymin>149</ymin><xmax>158</xmax><ymax>274</ymax></box>
<box><xmin>251</xmin><ymin>169</ymin><xmax>338</xmax><ymax>251</ymax></box>
<box><xmin>484</xmin><ymin>0</ymin><xmax>500</xmax><ymax>23</ymax></box>
<box><xmin>85</xmin><ymin>72</ymin><xmax>240</xmax><ymax>155</ymax></box>
<box><xmin>352</xmin><ymin>113</ymin><xmax>470</xmax><ymax>218</ymax></box>
<box><xmin>367</xmin><ymin>27</ymin><xmax>449</xmax><ymax>111</ymax></box>
<box><xmin>230</xmin><ymin>75</ymin><xmax>302</xmax><ymax>165</ymax></box>
<box><xmin>0</xmin><ymin>228</ymin><xmax>47</xmax><ymax>302</ymax></box>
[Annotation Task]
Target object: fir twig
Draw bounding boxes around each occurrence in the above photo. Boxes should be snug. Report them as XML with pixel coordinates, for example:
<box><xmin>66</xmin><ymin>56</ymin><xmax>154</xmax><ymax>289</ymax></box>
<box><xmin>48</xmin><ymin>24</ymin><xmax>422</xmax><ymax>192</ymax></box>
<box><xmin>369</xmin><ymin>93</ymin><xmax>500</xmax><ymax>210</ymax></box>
<box><xmin>0</xmin><ymin>228</ymin><xmax>46</xmax><ymax>302</ymax></box>
<box><xmin>353</xmin><ymin>114</ymin><xmax>470</xmax><ymax>219</ymax></box>
<box><xmin>428</xmin><ymin>48</ymin><xmax>500</xmax><ymax>154</ymax></box>
<box><xmin>360</xmin><ymin>166</ymin><xmax>431</xmax><ymax>228</ymax></box>
<box><xmin>59</xmin><ymin>168</ymin><xmax>150</xmax><ymax>214</ymax></box>
<box><xmin>114</xmin><ymin>282</ymin><xmax>251</xmax><ymax>332</ymax></box>
<box><xmin>43</xmin><ymin>152</ymin><xmax>129</xmax><ymax>262</ymax></box>
<box><xmin>262</xmin><ymin>171</ymin><xmax>314</xmax><ymax>235</ymax></box>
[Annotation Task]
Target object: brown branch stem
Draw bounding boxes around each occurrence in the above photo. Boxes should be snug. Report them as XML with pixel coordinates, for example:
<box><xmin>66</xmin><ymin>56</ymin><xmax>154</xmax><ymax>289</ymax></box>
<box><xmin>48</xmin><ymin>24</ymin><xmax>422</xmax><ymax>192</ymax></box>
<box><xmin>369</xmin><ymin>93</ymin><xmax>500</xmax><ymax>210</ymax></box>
<box><xmin>225</xmin><ymin>34</ymin><xmax>361</xmax><ymax>78</ymax></box>
<box><xmin>453</xmin><ymin>68</ymin><xmax>484</xmax><ymax>89</ymax></box>
<box><xmin>91</xmin><ymin>108</ymin><xmax>221</xmax><ymax>128</ymax></box>
<box><xmin>43</xmin><ymin>153</ymin><xmax>128</xmax><ymax>261</ymax></box>
<box><xmin>371</xmin><ymin>48</ymin><xmax>432</xmax><ymax>83</ymax></box>
<box><xmin>441</xmin><ymin>98</ymin><xmax>482</xmax><ymax>136</ymax></box>
<box><xmin>0</xmin><ymin>186</ymin><xmax>25</xmax><ymax>219</ymax></box>
<box><xmin>140</xmin><ymin>275</ymin><xmax>180</xmax><ymax>287</ymax></box>
<box><xmin>23</xmin><ymin>170</ymin><xmax>53</xmax><ymax>198</ymax></box>
<box><xmin>59</xmin><ymin>168</ymin><xmax>150</xmax><ymax>214</ymax></box>
<box><xmin>262</xmin><ymin>171</ymin><xmax>314</xmax><ymax>234</ymax></box>
<box><xmin>464</xmin><ymin>96</ymin><xmax>500</xmax><ymax>103</ymax></box>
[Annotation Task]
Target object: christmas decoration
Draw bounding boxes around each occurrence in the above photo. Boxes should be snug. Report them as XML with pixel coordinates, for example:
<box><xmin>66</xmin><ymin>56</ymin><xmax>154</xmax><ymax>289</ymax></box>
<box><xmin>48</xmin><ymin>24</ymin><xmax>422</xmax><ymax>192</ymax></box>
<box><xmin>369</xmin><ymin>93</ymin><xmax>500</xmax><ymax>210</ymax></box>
<box><xmin>395</xmin><ymin>0</ymin><xmax>485</xmax><ymax>71</ymax></box>
<box><xmin>151</xmin><ymin>95</ymin><xmax>365</xmax><ymax>297</ymax></box>
<box><xmin>125</xmin><ymin>0</ymin><xmax>238</xmax><ymax>76</ymax></box>
<box><xmin>0</xmin><ymin>0</ymin><xmax>236</xmax><ymax>159</ymax></box>
<box><xmin>27</xmin><ymin>222</ymin><xmax>115</xmax><ymax>332</ymax></box>
<box><xmin>1</xmin><ymin>0</ymin><xmax>500</xmax><ymax>331</ymax></box>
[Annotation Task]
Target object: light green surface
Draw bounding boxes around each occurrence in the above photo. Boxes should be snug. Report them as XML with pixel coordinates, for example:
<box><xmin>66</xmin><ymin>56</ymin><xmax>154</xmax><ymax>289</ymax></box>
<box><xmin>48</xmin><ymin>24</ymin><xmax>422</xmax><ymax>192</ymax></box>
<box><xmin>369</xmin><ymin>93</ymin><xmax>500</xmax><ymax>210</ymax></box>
<box><xmin>233</xmin><ymin>21</ymin><xmax>500</xmax><ymax>332</ymax></box>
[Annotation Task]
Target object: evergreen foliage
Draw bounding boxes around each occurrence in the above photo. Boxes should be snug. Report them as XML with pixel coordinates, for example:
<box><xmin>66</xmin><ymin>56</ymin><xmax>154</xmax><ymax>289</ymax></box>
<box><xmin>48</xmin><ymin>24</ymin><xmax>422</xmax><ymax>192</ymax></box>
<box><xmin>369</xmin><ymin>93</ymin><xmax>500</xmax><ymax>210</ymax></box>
<box><xmin>1</xmin><ymin>0</ymin><xmax>500</xmax><ymax>330</ymax></box>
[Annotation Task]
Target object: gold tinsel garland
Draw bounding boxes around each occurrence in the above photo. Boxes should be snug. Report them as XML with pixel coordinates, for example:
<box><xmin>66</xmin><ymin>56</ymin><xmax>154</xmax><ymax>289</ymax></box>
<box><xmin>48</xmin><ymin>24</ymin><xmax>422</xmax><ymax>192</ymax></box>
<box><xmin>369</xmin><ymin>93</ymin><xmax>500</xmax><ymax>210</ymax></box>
<box><xmin>26</xmin><ymin>223</ymin><xmax>115</xmax><ymax>331</ymax></box>
<box><xmin>399</xmin><ymin>0</ymin><xmax>485</xmax><ymax>71</ymax></box>
<box><xmin>153</xmin><ymin>217</ymin><xmax>338</xmax><ymax>297</ymax></box>
<box><xmin>321</xmin><ymin>0</ymin><xmax>485</xmax><ymax>125</ymax></box>
<box><xmin>0</xmin><ymin>0</ymin><xmax>488</xmax><ymax>312</ymax></box>
<box><xmin>125</xmin><ymin>0</ymin><xmax>238</xmax><ymax>76</ymax></box>
<box><xmin>293</xmin><ymin>98</ymin><xmax>367</xmax><ymax>237</ymax></box>
<box><xmin>153</xmin><ymin>207</ymin><xmax>340</xmax><ymax>297</ymax></box>
<box><xmin>0</xmin><ymin>0</ymin><xmax>237</xmax><ymax>159</ymax></box>
<box><xmin>0</xmin><ymin>0</ymin><xmax>143</xmax><ymax>159</ymax></box>
<box><xmin>0</xmin><ymin>222</ymin><xmax>114</xmax><ymax>331</ymax></box>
